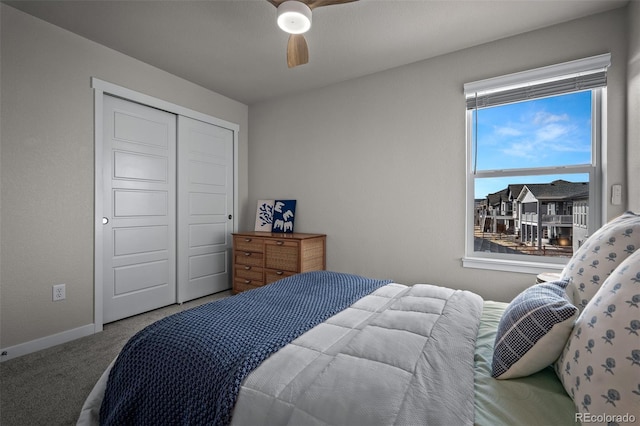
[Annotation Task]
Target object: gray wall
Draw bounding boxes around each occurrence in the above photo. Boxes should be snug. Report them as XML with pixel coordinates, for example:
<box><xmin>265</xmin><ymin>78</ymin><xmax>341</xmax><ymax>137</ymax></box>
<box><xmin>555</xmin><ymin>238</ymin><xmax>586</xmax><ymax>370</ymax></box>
<box><xmin>0</xmin><ymin>3</ymin><xmax>635</xmax><ymax>354</ymax></box>
<box><xmin>629</xmin><ymin>1</ymin><xmax>640</xmax><ymax>212</ymax></box>
<box><xmin>248</xmin><ymin>7</ymin><xmax>629</xmax><ymax>302</ymax></box>
<box><xmin>0</xmin><ymin>5</ymin><xmax>249</xmax><ymax>349</ymax></box>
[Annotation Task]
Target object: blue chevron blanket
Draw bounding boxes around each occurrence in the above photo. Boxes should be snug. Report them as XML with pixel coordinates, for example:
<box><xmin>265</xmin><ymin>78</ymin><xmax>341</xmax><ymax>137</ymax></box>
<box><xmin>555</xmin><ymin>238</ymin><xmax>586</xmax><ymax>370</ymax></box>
<box><xmin>99</xmin><ymin>271</ymin><xmax>391</xmax><ymax>426</ymax></box>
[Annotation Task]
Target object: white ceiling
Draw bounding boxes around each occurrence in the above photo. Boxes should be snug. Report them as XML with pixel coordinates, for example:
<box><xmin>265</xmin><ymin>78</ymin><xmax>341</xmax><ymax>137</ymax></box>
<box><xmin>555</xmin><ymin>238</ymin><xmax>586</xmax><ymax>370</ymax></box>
<box><xmin>5</xmin><ymin>0</ymin><xmax>628</xmax><ymax>105</ymax></box>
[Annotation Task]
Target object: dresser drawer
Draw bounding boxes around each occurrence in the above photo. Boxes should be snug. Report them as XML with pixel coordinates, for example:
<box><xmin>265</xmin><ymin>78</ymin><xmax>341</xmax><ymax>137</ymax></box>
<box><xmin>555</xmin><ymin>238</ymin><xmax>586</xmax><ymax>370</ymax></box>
<box><xmin>233</xmin><ymin>236</ymin><xmax>264</xmax><ymax>253</ymax></box>
<box><xmin>264</xmin><ymin>240</ymin><xmax>299</xmax><ymax>271</ymax></box>
<box><xmin>234</xmin><ymin>251</ymin><xmax>263</xmax><ymax>267</ymax></box>
<box><xmin>265</xmin><ymin>269</ymin><xmax>295</xmax><ymax>284</ymax></box>
<box><xmin>235</xmin><ymin>265</ymin><xmax>263</xmax><ymax>282</ymax></box>
<box><xmin>233</xmin><ymin>279</ymin><xmax>262</xmax><ymax>293</ymax></box>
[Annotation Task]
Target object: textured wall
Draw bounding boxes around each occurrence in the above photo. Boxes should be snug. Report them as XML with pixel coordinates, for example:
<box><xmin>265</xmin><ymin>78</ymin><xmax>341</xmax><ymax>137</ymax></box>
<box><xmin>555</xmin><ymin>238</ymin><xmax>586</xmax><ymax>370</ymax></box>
<box><xmin>0</xmin><ymin>5</ymin><xmax>249</xmax><ymax>349</ymax></box>
<box><xmin>628</xmin><ymin>1</ymin><xmax>640</xmax><ymax>212</ymax></box>
<box><xmin>248</xmin><ymin>8</ymin><xmax>629</xmax><ymax>303</ymax></box>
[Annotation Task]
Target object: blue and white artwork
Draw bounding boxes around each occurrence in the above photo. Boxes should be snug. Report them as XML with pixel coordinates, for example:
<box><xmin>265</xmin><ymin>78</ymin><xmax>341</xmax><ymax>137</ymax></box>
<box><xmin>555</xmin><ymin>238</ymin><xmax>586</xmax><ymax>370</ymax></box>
<box><xmin>254</xmin><ymin>200</ymin><xmax>275</xmax><ymax>232</ymax></box>
<box><xmin>272</xmin><ymin>200</ymin><xmax>296</xmax><ymax>233</ymax></box>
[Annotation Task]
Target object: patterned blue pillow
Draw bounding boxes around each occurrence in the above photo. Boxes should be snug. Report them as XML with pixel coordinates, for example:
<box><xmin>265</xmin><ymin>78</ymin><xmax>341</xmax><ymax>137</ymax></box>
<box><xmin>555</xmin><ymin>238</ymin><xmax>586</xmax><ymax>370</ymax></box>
<box><xmin>492</xmin><ymin>281</ymin><xmax>579</xmax><ymax>379</ymax></box>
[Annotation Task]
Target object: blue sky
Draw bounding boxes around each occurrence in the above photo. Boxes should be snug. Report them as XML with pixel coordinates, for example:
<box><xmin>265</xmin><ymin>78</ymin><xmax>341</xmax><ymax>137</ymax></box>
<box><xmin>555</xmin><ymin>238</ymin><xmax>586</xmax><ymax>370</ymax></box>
<box><xmin>473</xmin><ymin>90</ymin><xmax>592</xmax><ymax>198</ymax></box>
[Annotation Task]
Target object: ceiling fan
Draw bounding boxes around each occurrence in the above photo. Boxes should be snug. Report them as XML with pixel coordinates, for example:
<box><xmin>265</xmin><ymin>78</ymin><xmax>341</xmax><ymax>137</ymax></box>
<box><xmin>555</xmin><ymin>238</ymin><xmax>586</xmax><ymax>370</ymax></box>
<box><xmin>267</xmin><ymin>0</ymin><xmax>359</xmax><ymax>68</ymax></box>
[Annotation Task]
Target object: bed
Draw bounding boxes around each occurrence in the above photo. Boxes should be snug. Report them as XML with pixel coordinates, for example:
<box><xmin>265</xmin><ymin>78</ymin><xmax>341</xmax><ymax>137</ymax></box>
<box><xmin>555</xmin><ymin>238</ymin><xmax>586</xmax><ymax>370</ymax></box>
<box><xmin>80</xmin><ymin>212</ymin><xmax>640</xmax><ymax>425</ymax></box>
<box><xmin>77</xmin><ymin>270</ymin><xmax>580</xmax><ymax>426</ymax></box>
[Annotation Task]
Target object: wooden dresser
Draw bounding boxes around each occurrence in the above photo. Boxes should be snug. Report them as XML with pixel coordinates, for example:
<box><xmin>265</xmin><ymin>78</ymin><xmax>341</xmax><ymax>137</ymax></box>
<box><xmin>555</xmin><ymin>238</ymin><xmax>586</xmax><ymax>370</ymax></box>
<box><xmin>232</xmin><ymin>232</ymin><xmax>326</xmax><ymax>293</ymax></box>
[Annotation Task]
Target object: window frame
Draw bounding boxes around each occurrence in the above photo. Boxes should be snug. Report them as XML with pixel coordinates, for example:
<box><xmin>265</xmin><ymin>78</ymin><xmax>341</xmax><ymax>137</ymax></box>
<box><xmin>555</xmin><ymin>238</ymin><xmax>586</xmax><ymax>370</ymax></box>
<box><xmin>462</xmin><ymin>56</ymin><xmax>609</xmax><ymax>275</ymax></box>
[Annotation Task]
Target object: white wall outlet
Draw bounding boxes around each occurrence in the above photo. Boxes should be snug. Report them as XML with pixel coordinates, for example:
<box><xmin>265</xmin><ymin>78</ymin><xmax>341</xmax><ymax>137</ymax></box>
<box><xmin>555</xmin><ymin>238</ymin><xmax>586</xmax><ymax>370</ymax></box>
<box><xmin>52</xmin><ymin>284</ymin><xmax>66</xmax><ymax>301</ymax></box>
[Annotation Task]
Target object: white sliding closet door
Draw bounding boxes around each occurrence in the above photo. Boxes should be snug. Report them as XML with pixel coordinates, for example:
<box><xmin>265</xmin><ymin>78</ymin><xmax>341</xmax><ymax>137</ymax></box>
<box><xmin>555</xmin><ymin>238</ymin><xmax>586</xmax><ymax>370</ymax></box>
<box><xmin>177</xmin><ymin>116</ymin><xmax>233</xmax><ymax>302</ymax></box>
<box><xmin>102</xmin><ymin>95</ymin><xmax>177</xmax><ymax>323</ymax></box>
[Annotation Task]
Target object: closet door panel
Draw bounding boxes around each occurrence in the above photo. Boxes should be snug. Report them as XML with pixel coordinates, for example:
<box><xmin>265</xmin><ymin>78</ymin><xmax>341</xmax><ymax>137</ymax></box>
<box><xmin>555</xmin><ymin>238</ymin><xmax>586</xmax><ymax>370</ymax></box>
<box><xmin>102</xmin><ymin>95</ymin><xmax>177</xmax><ymax>323</ymax></box>
<box><xmin>177</xmin><ymin>116</ymin><xmax>233</xmax><ymax>302</ymax></box>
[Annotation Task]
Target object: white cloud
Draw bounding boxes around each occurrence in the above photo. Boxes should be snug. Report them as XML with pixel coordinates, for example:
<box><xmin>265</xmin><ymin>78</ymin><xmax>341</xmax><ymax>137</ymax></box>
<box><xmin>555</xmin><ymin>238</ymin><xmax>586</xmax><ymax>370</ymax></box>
<box><xmin>536</xmin><ymin>123</ymin><xmax>571</xmax><ymax>141</ymax></box>
<box><xmin>533</xmin><ymin>111</ymin><xmax>569</xmax><ymax>125</ymax></box>
<box><xmin>501</xmin><ymin>140</ymin><xmax>537</xmax><ymax>159</ymax></box>
<box><xmin>495</xmin><ymin>126</ymin><xmax>522</xmax><ymax>137</ymax></box>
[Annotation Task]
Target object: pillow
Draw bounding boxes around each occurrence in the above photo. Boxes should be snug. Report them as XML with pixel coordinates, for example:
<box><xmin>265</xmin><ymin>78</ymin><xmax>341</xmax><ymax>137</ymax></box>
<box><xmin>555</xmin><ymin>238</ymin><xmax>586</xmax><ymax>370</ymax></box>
<box><xmin>555</xmin><ymin>248</ymin><xmax>640</xmax><ymax>420</ymax></box>
<box><xmin>491</xmin><ymin>280</ymin><xmax>579</xmax><ymax>379</ymax></box>
<box><xmin>562</xmin><ymin>211</ymin><xmax>640</xmax><ymax>311</ymax></box>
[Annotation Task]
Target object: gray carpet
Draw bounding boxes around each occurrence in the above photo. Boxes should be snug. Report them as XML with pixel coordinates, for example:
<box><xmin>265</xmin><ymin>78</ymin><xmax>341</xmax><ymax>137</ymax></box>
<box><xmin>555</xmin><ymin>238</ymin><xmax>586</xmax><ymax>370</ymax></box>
<box><xmin>0</xmin><ymin>291</ymin><xmax>231</xmax><ymax>426</ymax></box>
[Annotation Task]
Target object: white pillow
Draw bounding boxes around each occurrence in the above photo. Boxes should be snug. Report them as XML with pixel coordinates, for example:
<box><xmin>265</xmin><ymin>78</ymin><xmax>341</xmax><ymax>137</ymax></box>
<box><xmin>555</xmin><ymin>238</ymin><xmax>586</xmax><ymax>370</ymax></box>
<box><xmin>555</xmin><ymin>248</ymin><xmax>640</xmax><ymax>420</ymax></box>
<box><xmin>491</xmin><ymin>281</ymin><xmax>578</xmax><ymax>379</ymax></box>
<box><xmin>562</xmin><ymin>211</ymin><xmax>640</xmax><ymax>311</ymax></box>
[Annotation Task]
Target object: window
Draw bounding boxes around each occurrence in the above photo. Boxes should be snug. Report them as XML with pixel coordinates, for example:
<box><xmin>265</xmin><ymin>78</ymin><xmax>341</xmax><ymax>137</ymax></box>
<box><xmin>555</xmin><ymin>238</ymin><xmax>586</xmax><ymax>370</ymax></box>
<box><xmin>463</xmin><ymin>54</ymin><xmax>610</xmax><ymax>274</ymax></box>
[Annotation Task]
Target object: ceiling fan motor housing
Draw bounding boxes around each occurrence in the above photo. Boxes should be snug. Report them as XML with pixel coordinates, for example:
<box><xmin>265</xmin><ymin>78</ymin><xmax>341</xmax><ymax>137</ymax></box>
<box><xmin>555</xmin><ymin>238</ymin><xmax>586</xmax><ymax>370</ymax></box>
<box><xmin>277</xmin><ymin>1</ymin><xmax>312</xmax><ymax>34</ymax></box>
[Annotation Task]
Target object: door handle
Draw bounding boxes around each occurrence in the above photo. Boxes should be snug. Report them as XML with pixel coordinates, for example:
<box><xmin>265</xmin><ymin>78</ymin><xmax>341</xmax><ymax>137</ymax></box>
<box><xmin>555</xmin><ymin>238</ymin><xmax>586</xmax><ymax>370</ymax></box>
<box><xmin>102</xmin><ymin>217</ymin><xmax>109</xmax><ymax>225</ymax></box>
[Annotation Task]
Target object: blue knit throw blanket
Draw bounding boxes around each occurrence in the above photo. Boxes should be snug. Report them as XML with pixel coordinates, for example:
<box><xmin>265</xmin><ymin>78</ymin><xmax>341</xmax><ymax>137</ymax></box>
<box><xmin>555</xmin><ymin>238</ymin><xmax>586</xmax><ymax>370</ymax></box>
<box><xmin>100</xmin><ymin>271</ymin><xmax>391</xmax><ymax>425</ymax></box>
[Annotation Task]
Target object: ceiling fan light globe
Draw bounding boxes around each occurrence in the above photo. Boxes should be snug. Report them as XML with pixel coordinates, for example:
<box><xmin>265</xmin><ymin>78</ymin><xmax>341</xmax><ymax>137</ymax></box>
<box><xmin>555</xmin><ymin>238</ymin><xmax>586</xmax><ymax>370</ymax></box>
<box><xmin>277</xmin><ymin>1</ymin><xmax>312</xmax><ymax>34</ymax></box>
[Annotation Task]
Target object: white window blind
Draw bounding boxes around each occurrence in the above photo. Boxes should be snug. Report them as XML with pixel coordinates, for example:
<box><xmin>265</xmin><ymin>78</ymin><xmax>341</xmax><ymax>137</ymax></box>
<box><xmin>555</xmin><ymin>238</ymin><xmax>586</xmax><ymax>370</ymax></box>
<box><xmin>464</xmin><ymin>53</ymin><xmax>610</xmax><ymax>109</ymax></box>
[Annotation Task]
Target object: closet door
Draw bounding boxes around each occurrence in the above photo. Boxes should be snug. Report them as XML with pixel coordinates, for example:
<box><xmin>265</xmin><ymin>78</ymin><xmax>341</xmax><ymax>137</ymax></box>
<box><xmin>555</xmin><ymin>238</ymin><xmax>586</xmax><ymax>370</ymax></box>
<box><xmin>177</xmin><ymin>116</ymin><xmax>233</xmax><ymax>302</ymax></box>
<box><xmin>102</xmin><ymin>95</ymin><xmax>177</xmax><ymax>323</ymax></box>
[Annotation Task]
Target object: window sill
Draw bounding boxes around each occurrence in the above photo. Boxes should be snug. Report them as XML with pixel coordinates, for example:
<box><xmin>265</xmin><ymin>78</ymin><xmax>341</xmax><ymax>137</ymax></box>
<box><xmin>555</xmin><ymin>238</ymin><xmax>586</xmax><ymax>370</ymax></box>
<box><xmin>461</xmin><ymin>256</ymin><xmax>565</xmax><ymax>275</ymax></box>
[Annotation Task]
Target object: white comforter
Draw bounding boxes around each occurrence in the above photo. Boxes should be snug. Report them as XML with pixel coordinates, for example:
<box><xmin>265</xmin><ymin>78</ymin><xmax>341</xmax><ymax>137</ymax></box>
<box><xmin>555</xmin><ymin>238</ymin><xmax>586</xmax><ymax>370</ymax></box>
<box><xmin>231</xmin><ymin>283</ymin><xmax>483</xmax><ymax>425</ymax></box>
<box><xmin>78</xmin><ymin>283</ymin><xmax>483</xmax><ymax>425</ymax></box>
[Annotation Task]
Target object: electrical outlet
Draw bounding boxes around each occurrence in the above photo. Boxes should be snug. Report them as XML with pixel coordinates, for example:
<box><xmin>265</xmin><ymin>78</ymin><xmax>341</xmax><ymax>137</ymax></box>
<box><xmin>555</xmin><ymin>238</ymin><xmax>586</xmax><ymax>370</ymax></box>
<box><xmin>53</xmin><ymin>284</ymin><xmax>66</xmax><ymax>301</ymax></box>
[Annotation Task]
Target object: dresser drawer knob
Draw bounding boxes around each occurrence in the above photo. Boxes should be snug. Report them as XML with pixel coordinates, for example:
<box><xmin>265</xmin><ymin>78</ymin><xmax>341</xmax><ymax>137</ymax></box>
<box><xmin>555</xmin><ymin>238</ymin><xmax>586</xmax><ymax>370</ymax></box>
<box><xmin>244</xmin><ymin>238</ymin><xmax>252</xmax><ymax>242</ymax></box>
<box><xmin>244</xmin><ymin>252</ymin><xmax>252</xmax><ymax>256</ymax></box>
<box><xmin>244</xmin><ymin>279</ymin><xmax>251</xmax><ymax>284</ymax></box>
<box><xmin>276</xmin><ymin>271</ymin><xmax>284</xmax><ymax>275</ymax></box>
<box><xmin>244</xmin><ymin>266</ymin><xmax>251</xmax><ymax>270</ymax></box>
<box><xmin>276</xmin><ymin>240</ymin><xmax>284</xmax><ymax>245</ymax></box>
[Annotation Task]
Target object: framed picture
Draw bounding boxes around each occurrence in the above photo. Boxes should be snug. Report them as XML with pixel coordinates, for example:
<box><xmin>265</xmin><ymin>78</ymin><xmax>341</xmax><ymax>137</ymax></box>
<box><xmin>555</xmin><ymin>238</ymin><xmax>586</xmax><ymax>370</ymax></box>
<box><xmin>272</xmin><ymin>200</ymin><xmax>296</xmax><ymax>233</ymax></box>
<box><xmin>254</xmin><ymin>200</ymin><xmax>275</xmax><ymax>231</ymax></box>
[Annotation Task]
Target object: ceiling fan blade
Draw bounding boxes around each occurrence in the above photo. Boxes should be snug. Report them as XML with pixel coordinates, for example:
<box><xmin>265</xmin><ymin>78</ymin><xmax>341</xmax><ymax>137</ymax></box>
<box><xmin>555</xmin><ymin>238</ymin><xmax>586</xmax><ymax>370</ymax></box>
<box><xmin>267</xmin><ymin>0</ymin><xmax>358</xmax><ymax>10</ymax></box>
<box><xmin>287</xmin><ymin>34</ymin><xmax>309</xmax><ymax>68</ymax></box>
<box><xmin>306</xmin><ymin>0</ymin><xmax>358</xmax><ymax>10</ymax></box>
<box><xmin>266</xmin><ymin>0</ymin><xmax>284</xmax><ymax>8</ymax></box>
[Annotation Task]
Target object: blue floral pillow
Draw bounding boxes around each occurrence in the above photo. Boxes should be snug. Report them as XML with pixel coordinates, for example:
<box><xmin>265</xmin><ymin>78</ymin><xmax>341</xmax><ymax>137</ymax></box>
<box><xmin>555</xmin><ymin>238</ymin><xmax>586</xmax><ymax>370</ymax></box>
<box><xmin>562</xmin><ymin>211</ymin><xmax>640</xmax><ymax>311</ymax></box>
<box><xmin>492</xmin><ymin>280</ymin><xmax>578</xmax><ymax>379</ymax></box>
<box><xmin>555</xmin><ymin>248</ymin><xmax>640</xmax><ymax>419</ymax></box>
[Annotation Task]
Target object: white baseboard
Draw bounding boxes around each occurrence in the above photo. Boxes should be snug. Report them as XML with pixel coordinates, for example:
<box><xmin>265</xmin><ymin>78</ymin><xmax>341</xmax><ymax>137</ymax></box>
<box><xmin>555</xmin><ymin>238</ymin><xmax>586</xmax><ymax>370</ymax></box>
<box><xmin>0</xmin><ymin>324</ymin><xmax>97</xmax><ymax>362</ymax></box>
